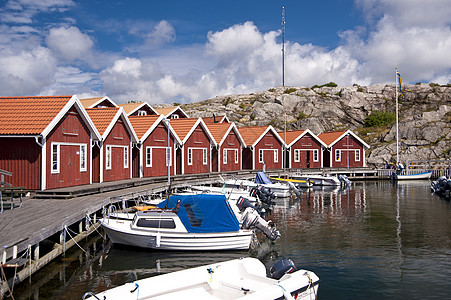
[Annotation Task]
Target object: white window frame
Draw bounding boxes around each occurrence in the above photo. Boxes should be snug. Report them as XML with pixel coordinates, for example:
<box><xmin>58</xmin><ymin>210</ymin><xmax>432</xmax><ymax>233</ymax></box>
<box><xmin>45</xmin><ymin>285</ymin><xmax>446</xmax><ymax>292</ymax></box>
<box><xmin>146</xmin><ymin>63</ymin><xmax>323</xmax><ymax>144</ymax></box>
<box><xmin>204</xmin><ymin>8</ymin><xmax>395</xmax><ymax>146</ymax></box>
<box><xmin>80</xmin><ymin>144</ymin><xmax>87</xmax><ymax>172</ymax></box>
<box><xmin>223</xmin><ymin>148</ymin><xmax>227</xmax><ymax>164</ymax></box>
<box><xmin>274</xmin><ymin>149</ymin><xmax>278</xmax><ymax>163</ymax></box>
<box><xmin>171</xmin><ymin>114</ymin><xmax>179</xmax><ymax>119</ymax></box>
<box><xmin>188</xmin><ymin>148</ymin><xmax>193</xmax><ymax>165</ymax></box>
<box><xmin>259</xmin><ymin>149</ymin><xmax>264</xmax><ymax>163</ymax></box>
<box><xmin>106</xmin><ymin>146</ymin><xmax>112</xmax><ymax>170</ymax></box>
<box><xmin>234</xmin><ymin>149</ymin><xmax>238</xmax><ymax>164</ymax></box>
<box><xmin>137</xmin><ymin>110</ymin><xmax>147</xmax><ymax>116</ymax></box>
<box><xmin>335</xmin><ymin>149</ymin><xmax>341</xmax><ymax>162</ymax></box>
<box><xmin>51</xmin><ymin>143</ymin><xmax>60</xmax><ymax>174</ymax></box>
<box><xmin>203</xmin><ymin>148</ymin><xmax>207</xmax><ymax>165</ymax></box>
<box><xmin>294</xmin><ymin>149</ymin><xmax>300</xmax><ymax>162</ymax></box>
<box><xmin>124</xmin><ymin>146</ymin><xmax>129</xmax><ymax>169</ymax></box>
<box><xmin>355</xmin><ymin>149</ymin><xmax>361</xmax><ymax>162</ymax></box>
<box><xmin>146</xmin><ymin>147</ymin><xmax>152</xmax><ymax>167</ymax></box>
<box><xmin>313</xmin><ymin>149</ymin><xmax>319</xmax><ymax>162</ymax></box>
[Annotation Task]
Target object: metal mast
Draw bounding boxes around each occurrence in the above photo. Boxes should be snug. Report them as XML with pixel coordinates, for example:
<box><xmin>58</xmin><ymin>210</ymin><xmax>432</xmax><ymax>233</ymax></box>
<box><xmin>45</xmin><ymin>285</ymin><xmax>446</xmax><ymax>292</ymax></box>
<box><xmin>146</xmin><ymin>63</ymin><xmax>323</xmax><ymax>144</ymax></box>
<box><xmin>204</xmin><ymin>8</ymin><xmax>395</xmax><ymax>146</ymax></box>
<box><xmin>282</xmin><ymin>6</ymin><xmax>285</xmax><ymax>87</ymax></box>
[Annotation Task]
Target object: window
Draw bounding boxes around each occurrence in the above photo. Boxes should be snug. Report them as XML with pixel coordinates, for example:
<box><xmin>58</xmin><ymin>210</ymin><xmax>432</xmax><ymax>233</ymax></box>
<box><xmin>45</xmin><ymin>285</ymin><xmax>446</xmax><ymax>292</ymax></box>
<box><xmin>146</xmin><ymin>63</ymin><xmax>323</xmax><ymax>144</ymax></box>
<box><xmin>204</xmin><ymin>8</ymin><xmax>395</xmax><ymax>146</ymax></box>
<box><xmin>106</xmin><ymin>146</ymin><xmax>112</xmax><ymax>170</ymax></box>
<box><xmin>274</xmin><ymin>149</ymin><xmax>278</xmax><ymax>163</ymax></box>
<box><xmin>203</xmin><ymin>148</ymin><xmax>207</xmax><ymax>165</ymax></box>
<box><xmin>259</xmin><ymin>149</ymin><xmax>263</xmax><ymax>163</ymax></box>
<box><xmin>223</xmin><ymin>148</ymin><xmax>227</xmax><ymax>164</ymax></box>
<box><xmin>294</xmin><ymin>149</ymin><xmax>300</xmax><ymax>162</ymax></box>
<box><xmin>124</xmin><ymin>146</ymin><xmax>129</xmax><ymax>168</ymax></box>
<box><xmin>188</xmin><ymin>148</ymin><xmax>193</xmax><ymax>165</ymax></box>
<box><xmin>171</xmin><ymin>114</ymin><xmax>179</xmax><ymax>119</ymax></box>
<box><xmin>146</xmin><ymin>147</ymin><xmax>152</xmax><ymax>167</ymax></box>
<box><xmin>137</xmin><ymin>110</ymin><xmax>147</xmax><ymax>116</ymax></box>
<box><xmin>80</xmin><ymin>144</ymin><xmax>87</xmax><ymax>172</ymax></box>
<box><xmin>313</xmin><ymin>149</ymin><xmax>319</xmax><ymax>162</ymax></box>
<box><xmin>335</xmin><ymin>149</ymin><xmax>341</xmax><ymax>162</ymax></box>
<box><xmin>234</xmin><ymin>149</ymin><xmax>238</xmax><ymax>164</ymax></box>
<box><xmin>355</xmin><ymin>149</ymin><xmax>361</xmax><ymax>161</ymax></box>
<box><xmin>166</xmin><ymin>147</ymin><xmax>172</xmax><ymax>166</ymax></box>
<box><xmin>51</xmin><ymin>143</ymin><xmax>60</xmax><ymax>173</ymax></box>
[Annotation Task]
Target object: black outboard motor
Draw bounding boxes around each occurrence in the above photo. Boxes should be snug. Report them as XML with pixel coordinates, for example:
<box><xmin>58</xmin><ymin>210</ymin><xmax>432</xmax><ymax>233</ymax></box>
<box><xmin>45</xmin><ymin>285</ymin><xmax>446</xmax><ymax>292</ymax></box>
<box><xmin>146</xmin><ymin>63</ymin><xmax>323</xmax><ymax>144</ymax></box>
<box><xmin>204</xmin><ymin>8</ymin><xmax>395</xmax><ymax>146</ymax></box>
<box><xmin>269</xmin><ymin>258</ymin><xmax>296</xmax><ymax>280</ymax></box>
<box><xmin>250</xmin><ymin>186</ymin><xmax>275</xmax><ymax>205</ymax></box>
<box><xmin>236</xmin><ymin>196</ymin><xmax>257</xmax><ymax>212</ymax></box>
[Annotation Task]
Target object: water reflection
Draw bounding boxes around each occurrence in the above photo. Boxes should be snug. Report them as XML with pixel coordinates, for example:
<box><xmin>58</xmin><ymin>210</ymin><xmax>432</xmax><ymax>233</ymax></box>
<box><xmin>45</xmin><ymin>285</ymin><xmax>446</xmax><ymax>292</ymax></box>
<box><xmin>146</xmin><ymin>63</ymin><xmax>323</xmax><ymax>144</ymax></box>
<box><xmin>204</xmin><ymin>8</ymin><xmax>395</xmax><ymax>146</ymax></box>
<box><xmin>12</xmin><ymin>180</ymin><xmax>451</xmax><ymax>300</ymax></box>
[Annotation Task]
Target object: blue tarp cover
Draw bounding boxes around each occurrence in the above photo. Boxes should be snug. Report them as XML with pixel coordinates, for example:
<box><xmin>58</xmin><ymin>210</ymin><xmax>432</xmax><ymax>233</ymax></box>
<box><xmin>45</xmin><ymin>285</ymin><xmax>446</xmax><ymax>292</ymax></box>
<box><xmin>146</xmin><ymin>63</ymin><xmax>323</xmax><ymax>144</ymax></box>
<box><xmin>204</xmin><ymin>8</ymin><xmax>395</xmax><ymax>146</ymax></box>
<box><xmin>157</xmin><ymin>194</ymin><xmax>240</xmax><ymax>233</ymax></box>
<box><xmin>255</xmin><ymin>172</ymin><xmax>272</xmax><ymax>184</ymax></box>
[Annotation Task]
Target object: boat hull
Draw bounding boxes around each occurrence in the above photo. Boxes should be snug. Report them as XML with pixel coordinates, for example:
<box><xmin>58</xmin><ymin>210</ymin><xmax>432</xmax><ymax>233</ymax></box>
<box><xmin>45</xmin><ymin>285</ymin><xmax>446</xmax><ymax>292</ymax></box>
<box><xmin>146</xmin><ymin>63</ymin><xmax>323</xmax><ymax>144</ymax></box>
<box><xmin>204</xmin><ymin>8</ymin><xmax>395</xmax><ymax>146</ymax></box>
<box><xmin>394</xmin><ymin>171</ymin><xmax>432</xmax><ymax>180</ymax></box>
<box><xmin>85</xmin><ymin>257</ymin><xmax>319</xmax><ymax>300</ymax></box>
<box><xmin>100</xmin><ymin>218</ymin><xmax>253</xmax><ymax>251</ymax></box>
<box><xmin>292</xmin><ymin>175</ymin><xmax>340</xmax><ymax>186</ymax></box>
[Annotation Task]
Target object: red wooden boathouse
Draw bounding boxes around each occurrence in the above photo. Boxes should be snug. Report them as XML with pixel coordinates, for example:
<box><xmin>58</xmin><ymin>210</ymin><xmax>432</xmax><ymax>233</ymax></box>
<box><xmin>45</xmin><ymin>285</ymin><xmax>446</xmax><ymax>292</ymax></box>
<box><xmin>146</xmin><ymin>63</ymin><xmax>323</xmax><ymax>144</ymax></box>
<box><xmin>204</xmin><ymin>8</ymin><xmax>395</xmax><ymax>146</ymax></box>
<box><xmin>280</xmin><ymin>129</ymin><xmax>327</xmax><ymax>169</ymax></box>
<box><xmin>86</xmin><ymin>107</ymin><xmax>137</xmax><ymax>183</ymax></box>
<box><xmin>205</xmin><ymin>122</ymin><xmax>244</xmax><ymax>172</ymax></box>
<box><xmin>153</xmin><ymin>106</ymin><xmax>189</xmax><ymax>119</ymax></box>
<box><xmin>318</xmin><ymin>130</ymin><xmax>370</xmax><ymax>168</ymax></box>
<box><xmin>80</xmin><ymin>96</ymin><xmax>117</xmax><ymax>108</ymax></box>
<box><xmin>238</xmin><ymin>126</ymin><xmax>284</xmax><ymax>170</ymax></box>
<box><xmin>0</xmin><ymin>96</ymin><xmax>100</xmax><ymax>190</ymax></box>
<box><xmin>128</xmin><ymin>115</ymin><xmax>181</xmax><ymax>178</ymax></box>
<box><xmin>169</xmin><ymin>118</ymin><xmax>215</xmax><ymax>175</ymax></box>
<box><xmin>119</xmin><ymin>102</ymin><xmax>158</xmax><ymax>117</ymax></box>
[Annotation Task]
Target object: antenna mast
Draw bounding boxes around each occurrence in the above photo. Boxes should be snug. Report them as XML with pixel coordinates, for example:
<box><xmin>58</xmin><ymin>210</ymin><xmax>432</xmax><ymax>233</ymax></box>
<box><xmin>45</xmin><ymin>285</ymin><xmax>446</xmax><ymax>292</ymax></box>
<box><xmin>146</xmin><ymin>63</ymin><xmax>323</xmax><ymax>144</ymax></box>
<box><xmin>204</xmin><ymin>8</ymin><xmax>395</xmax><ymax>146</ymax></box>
<box><xmin>282</xmin><ymin>6</ymin><xmax>285</xmax><ymax>87</ymax></box>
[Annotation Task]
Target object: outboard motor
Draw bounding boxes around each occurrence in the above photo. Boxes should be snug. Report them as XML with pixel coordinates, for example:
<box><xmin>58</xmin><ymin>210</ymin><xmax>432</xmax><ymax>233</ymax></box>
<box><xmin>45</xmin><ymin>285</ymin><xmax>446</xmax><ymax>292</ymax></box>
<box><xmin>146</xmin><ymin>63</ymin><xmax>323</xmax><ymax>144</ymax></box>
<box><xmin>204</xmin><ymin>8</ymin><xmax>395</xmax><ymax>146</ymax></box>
<box><xmin>236</xmin><ymin>196</ymin><xmax>257</xmax><ymax>212</ymax></box>
<box><xmin>269</xmin><ymin>258</ymin><xmax>296</xmax><ymax>280</ymax></box>
<box><xmin>241</xmin><ymin>208</ymin><xmax>280</xmax><ymax>241</ymax></box>
<box><xmin>250</xmin><ymin>186</ymin><xmax>275</xmax><ymax>205</ymax></box>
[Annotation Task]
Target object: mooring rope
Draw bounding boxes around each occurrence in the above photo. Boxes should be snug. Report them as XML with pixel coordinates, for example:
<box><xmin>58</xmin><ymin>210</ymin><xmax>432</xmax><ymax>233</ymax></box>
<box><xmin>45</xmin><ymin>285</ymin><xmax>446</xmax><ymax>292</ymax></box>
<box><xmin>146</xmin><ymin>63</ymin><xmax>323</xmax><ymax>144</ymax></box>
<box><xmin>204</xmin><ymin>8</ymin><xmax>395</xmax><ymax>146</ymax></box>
<box><xmin>64</xmin><ymin>226</ymin><xmax>89</xmax><ymax>256</ymax></box>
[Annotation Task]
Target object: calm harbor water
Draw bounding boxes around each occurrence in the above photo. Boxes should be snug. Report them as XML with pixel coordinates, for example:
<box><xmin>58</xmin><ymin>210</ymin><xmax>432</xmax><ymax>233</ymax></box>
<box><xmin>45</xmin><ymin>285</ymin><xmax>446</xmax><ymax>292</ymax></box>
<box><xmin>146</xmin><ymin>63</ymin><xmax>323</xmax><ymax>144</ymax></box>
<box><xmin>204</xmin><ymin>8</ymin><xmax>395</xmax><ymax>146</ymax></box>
<box><xmin>12</xmin><ymin>180</ymin><xmax>451</xmax><ymax>299</ymax></box>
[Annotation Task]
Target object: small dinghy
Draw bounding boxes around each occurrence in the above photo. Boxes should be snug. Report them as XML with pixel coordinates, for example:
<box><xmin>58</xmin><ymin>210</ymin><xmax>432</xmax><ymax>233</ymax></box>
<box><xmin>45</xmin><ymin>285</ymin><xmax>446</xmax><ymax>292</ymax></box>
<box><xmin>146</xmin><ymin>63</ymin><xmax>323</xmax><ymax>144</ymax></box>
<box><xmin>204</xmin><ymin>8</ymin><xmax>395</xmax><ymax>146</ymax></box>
<box><xmin>100</xmin><ymin>194</ymin><xmax>279</xmax><ymax>251</ymax></box>
<box><xmin>82</xmin><ymin>257</ymin><xmax>319</xmax><ymax>300</ymax></box>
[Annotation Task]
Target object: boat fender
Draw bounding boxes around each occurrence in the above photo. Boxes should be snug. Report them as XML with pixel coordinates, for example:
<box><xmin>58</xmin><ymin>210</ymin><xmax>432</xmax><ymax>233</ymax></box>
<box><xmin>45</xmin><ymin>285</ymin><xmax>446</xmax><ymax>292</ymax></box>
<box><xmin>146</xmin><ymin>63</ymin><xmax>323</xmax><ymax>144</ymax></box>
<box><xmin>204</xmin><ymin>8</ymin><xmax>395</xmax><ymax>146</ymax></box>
<box><xmin>270</xmin><ymin>259</ymin><xmax>296</xmax><ymax>280</ymax></box>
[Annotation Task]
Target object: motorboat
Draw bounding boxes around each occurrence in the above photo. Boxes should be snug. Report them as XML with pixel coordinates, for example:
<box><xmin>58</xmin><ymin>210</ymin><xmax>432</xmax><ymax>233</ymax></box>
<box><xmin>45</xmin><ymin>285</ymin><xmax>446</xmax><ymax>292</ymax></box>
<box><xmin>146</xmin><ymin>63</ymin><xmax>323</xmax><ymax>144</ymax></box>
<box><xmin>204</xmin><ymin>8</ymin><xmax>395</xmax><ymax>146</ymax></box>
<box><xmin>222</xmin><ymin>172</ymin><xmax>292</xmax><ymax>198</ymax></box>
<box><xmin>269</xmin><ymin>176</ymin><xmax>313</xmax><ymax>188</ymax></box>
<box><xmin>99</xmin><ymin>194</ymin><xmax>279</xmax><ymax>251</ymax></box>
<box><xmin>188</xmin><ymin>185</ymin><xmax>259</xmax><ymax>204</ymax></box>
<box><xmin>291</xmin><ymin>173</ymin><xmax>341</xmax><ymax>186</ymax></box>
<box><xmin>392</xmin><ymin>171</ymin><xmax>432</xmax><ymax>180</ymax></box>
<box><xmin>82</xmin><ymin>257</ymin><xmax>319</xmax><ymax>300</ymax></box>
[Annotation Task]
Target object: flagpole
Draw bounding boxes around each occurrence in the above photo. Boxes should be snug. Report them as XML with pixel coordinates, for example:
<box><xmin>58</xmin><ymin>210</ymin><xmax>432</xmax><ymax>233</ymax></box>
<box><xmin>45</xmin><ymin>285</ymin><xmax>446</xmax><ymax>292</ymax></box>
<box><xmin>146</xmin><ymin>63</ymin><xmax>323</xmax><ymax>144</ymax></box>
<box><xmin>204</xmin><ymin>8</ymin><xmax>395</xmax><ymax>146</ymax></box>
<box><xmin>282</xmin><ymin>6</ymin><xmax>285</xmax><ymax>87</ymax></box>
<box><xmin>395</xmin><ymin>68</ymin><xmax>399</xmax><ymax>166</ymax></box>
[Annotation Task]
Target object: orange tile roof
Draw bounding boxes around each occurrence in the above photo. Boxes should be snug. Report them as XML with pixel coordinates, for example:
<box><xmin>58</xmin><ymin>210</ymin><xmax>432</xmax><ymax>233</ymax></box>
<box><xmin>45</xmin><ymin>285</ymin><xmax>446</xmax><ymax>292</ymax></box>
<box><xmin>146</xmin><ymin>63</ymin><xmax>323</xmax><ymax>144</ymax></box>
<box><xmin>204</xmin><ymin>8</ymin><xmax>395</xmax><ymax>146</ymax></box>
<box><xmin>153</xmin><ymin>106</ymin><xmax>176</xmax><ymax>115</ymax></box>
<box><xmin>277</xmin><ymin>130</ymin><xmax>306</xmax><ymax>145</ymax></box>
<box><xmin>317</xmin><ymin>131</ymin><xmax>346</xmax><ymax>146</ymax></box>
<box><xmin>0</xmin><ymin>96</ymin><xmax>72</xmax><ymax>135</ymax></box>
<box><xmin>119</xmin><ymin>102</ymin><xmax>152</xmax><ymax>114</ymax></box>
<box><xmin>205</xmin><ymin>123</ymin><xmax>232</xmax><ymax>144</ymax></box>
<box><xmin>167</xmin><ymin>118</ymin><xmax>199</xmax><ymax>141</ymax></box>
<box><xmin>128</xmin><ymin>115</ymin><xmax>161</xmax><ymax>139</ymax></box>
<box><xmin>86</xmin><ymin>107</ymin><xmax>120</xmax><ymax>136</ymax></box>
<box><xmin>80</xmin><ymin>97</ymin><xmax>103</xmax><ymax>108</ymax></box>
<box><xmin>237</xmin><ymin>126</ymin><xmax>269</xmax><ymax>146</ymax></box>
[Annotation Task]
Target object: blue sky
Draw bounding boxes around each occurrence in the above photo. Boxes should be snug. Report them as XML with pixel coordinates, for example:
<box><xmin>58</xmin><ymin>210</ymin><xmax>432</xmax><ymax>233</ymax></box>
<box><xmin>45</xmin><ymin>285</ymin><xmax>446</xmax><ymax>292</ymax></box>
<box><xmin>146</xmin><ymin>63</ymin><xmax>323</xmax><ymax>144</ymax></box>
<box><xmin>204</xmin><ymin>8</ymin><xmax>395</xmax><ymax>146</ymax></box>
<box><xmin>1</xmin><ymin>0</ymin><xmax>451</xmax><ymax>104</ymax></box>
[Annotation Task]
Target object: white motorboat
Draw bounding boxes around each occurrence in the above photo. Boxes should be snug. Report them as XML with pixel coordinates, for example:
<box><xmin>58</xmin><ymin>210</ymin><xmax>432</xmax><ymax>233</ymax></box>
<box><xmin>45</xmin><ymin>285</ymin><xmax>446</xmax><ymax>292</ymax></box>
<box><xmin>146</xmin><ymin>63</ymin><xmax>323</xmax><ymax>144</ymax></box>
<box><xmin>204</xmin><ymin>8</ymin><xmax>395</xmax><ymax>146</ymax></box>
<box><xmin>188</xmin><ymin>185</ymin><xmax>259</xmax><ymax>203</ymax></box>
<box><xmin>222</xmin><ymin>172</ymin><xmax>292</xmax><ymax>198</ymax></box>
<box><xmin>291</xmin><ymin>174</ymin><xmax>341</xmax><ymax>186</ymax></box>
<box><xmin>393</xmin><ymin>171</ymin><xmax>432</xmax><ymax>180</ymax></box>
<box><xmin>100</xmin><ymin>194</ymin><xmax>279</xmax><ymax>251</ymax></box>
<box><xmin>83</xmin><ymin>257</ymin><xmax>319</xmax><ymax>300</ymax></box>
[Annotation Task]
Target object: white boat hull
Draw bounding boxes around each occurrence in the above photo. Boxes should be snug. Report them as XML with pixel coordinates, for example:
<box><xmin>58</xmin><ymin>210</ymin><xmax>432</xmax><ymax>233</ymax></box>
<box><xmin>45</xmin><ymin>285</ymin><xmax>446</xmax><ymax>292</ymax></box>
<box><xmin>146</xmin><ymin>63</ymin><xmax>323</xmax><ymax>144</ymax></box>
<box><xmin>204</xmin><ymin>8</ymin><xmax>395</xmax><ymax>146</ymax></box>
<box><xmin>292</xmin><ymin>175</ymin><xmax>340</xmax><ymax>186</ymax></box>
<box><xmin>85</xmin><ymin>257</ymin><xmax>319</xmax><ymax>300</ymax></box>
<box><xmin>223</xmin><ymin>179</ymin><xmax>291</xmax><ymax>198</ymax></box>
<box><xmin>394</xmin><ymin>171</ymin><xmax>432</xmax><ymax>180</ymax></box>
<box><xmin>100</xmin><ymin>218</ymin><xmax>253</xmax><ymax>251</ymax></box>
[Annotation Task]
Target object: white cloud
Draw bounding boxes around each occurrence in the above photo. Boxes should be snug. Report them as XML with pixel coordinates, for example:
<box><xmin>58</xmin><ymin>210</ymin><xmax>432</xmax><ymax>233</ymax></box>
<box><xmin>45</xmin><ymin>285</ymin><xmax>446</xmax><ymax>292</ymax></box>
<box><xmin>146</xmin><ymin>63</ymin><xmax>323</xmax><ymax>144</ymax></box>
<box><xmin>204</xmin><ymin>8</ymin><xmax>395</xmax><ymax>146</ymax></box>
<box><xmin>46</xmin><ymin>26</ymin><xmax>94</xmax><ymax>62</ymax></box>
<box><xmin>146</xmin><ymin>20</ymin><xmax>176</xmax><ymax>47</ymax></box>
<box><xmin>0</xmin><ymin>0</ymin><xmax>75</xmax><ymax>24</ymax></box>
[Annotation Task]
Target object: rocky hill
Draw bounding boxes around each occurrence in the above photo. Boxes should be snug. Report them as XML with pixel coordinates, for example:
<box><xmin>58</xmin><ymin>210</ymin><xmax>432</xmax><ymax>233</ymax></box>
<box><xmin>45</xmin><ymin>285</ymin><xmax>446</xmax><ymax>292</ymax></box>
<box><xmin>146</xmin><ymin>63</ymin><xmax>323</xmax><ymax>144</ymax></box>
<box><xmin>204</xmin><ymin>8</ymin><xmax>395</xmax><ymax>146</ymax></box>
<box><xmin>179</xmin><ymin>83</ymin><xmax>451</xmax><ymax>168</ymax></box>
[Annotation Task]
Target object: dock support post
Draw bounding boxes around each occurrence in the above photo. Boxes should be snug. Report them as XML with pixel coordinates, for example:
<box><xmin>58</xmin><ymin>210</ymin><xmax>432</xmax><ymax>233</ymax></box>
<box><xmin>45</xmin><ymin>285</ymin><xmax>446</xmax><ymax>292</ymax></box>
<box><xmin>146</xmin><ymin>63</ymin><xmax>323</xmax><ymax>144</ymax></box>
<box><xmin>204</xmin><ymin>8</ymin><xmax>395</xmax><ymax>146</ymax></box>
<box><xmin>34</xmin><ymin>243</ymin><xmax>39</xmax><ymax>261</ymax></box>
<box><xmin>1</xmin><ymin>250</ymin><xmax>6</xmax><ymax>265</ymax></box>
<box><xmin>13</xmin><ymin>246</ymin><xmax>17</xmax><ymax>259</ymax></box>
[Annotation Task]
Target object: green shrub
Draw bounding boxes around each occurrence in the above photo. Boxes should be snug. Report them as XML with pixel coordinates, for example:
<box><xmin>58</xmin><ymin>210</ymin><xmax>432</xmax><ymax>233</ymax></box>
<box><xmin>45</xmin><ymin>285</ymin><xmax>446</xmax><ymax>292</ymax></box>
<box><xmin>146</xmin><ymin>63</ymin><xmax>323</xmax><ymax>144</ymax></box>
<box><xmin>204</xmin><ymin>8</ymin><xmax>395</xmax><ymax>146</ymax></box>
<box><xmin>239</xmin><ymin>102</ymin><xmax>246</xmax><ymax>110</ymax></box>
<box><xmin>268</xmin><ymin>88</ymin><xmax>276</xmax><ymax>92</ymax></box>
<box><xmin>283</xmin><ymin>88</ymin><xmax>297</xmax><ymax>94</ymax></box>
<box><xmin>311</xmin><ymin>82</ymin><xmax>337</xmax><ymax>89</ymax></box>
<box><xmin>364</xmin><ymin>111</ymin><xmax>396</xmax><ymax>127</ymax></box>
<box><xmin>297</xmin><ymin>112</ymin><xmax>306</xmax><ymax>120</ymax></box>
<box><xmin>222</xmin><ymin>97</ymin><xmax>232</xmax><ymax>106</ymax></box>
<box><xmin>429</xmin><ymin>82</ymin><xmax>440</xmax><ymax>87</ymax></box>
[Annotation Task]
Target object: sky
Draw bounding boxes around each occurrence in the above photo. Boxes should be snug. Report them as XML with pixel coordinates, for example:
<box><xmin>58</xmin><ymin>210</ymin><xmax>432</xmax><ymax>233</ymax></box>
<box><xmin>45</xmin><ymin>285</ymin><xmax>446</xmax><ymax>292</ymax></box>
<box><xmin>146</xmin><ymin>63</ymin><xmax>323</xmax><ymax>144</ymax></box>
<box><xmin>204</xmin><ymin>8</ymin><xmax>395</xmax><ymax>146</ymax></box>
<box><xmin>1</xmin><ymin>0</ymin><xmax>451</xmax><ymax>104</ymax></box>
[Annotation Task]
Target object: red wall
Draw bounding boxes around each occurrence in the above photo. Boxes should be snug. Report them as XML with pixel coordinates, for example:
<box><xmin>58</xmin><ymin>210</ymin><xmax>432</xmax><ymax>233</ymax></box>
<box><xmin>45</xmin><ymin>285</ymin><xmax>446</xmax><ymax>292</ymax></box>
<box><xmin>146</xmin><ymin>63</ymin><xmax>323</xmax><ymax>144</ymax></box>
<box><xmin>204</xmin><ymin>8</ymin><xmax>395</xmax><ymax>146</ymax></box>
<box><xmin>183</xmin><ymin>125</ymin><xmax>210</xmax><ymax>174</ymax></box>
<box><xmin>331</xmin><ymin>135</ymin><xmax>365</xmax><ymax>168</ymax></box>
<box><xmin>0</xmin><ymin>138</ymin><xmax>41</xmax><ymax>190</ymax></box>
<box><xmin>254</xmin><ymin>131</ymin><xmax>283</xmax><ymax>170</ymax></box>
<box><xmin>46</xmin><ymin>108</ymin><xmax>92</xmax><ymax>189</ymax></box>
<box><xmin>103</xmin><ymin>119</ymin><xmax>132</xmax><ymax>182</ymax></box>
<box><xmin>142</xmin><ymin>124</ymin><xmax>176</xmax><ymax>177</ymax></box>
<box><xmin>219</xmin><ymin>130</ymin><xmax>241</xmax><ymax>172</ymax></box>
<box><xmin>290</xmin><ymin>133</ymin><xmax>323</xmax><ymax>169</ymax></box>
